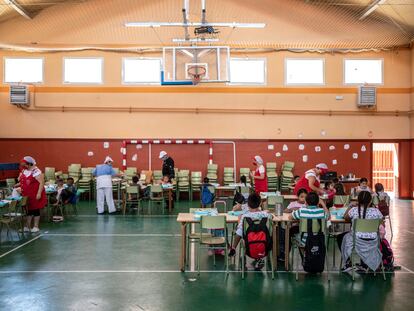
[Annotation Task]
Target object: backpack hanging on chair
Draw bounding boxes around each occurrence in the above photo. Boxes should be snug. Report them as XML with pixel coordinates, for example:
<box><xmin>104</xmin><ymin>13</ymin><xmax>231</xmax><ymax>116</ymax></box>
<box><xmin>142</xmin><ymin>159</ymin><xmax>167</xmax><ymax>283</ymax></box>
<box><xmin>201</xmin><ymin>185</ymin><xmax>214</xmax><ymax>206</ymax></box>
<box><xmin>377</xmin><ymin>199</ymin><xmax>390</xmax><ymax>216</ymax></box>
<box><xmin>380</xmin><ymin>238</ymin><xmax>394</xmax><ymax>271</ymax></box>
<box><xmin>243</xmin><ymin>217</ymin><xmax>272</xmax><ymax>259</ymax></box>
<box><xmin>302</xmin><ymin>219</ymin><xmax>326</xmax><ymax>273</ymax></box>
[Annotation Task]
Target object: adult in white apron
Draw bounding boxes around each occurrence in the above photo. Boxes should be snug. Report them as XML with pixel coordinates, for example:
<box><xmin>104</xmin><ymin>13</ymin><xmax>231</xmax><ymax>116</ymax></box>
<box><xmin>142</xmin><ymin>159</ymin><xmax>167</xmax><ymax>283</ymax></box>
<box><xmin>93</xmin><ymin>156</ymin><xmax>118</xmax><ymax>214</ymax></box>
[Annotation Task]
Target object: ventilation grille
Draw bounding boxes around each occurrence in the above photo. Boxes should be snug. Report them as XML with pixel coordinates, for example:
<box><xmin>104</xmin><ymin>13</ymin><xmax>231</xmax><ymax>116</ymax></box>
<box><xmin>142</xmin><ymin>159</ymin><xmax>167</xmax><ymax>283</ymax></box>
<box><xmin>358</xmin><ymin>86</ymin><xmax>376</xmax><ymax>107</ymax></box>
<box><xmin>10</xmin><ymin>85</ymin><xmax>30</xmax><ymax>106</ymax></box>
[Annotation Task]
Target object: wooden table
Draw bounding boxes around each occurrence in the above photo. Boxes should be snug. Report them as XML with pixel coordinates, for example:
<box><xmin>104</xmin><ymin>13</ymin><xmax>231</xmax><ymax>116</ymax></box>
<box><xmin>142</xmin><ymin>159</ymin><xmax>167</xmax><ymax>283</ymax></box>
<box><xmin>176</xmin><ymin>212</ymin><xmax>239</xmax><ymax>272</ymax></box>
<box><xmin>272</xmin><ymin>213</ymin><xmax>349</xmax><ymax>271</ymax></box>
<box><xmin>215</xmin><ymin>186</ymin><xmax>236</xmax><ymax>198</ymax></box>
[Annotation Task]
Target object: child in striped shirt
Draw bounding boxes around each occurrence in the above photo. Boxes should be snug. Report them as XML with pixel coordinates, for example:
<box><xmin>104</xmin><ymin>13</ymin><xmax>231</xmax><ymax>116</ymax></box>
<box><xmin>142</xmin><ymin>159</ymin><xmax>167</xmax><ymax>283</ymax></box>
<box><xmin>289</xmin><ymin>191</ymin><xmax>329</xmax><ymax>245</ymax></box>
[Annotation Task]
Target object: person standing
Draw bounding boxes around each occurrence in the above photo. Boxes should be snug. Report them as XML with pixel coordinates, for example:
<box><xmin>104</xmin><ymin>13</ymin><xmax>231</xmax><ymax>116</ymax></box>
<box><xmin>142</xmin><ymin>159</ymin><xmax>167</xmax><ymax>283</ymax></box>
<box><xmin>294</xmin><ymin>163</ymin><xmax>328</xmax><ymax>195</ymax></box>
<box><xmin>159</xmin><ymin>151</ymin><xmax>175</xmax><ymax>180</ymax></box>
<box><xmin>93</xmin><ymin>156</ymin><xmax>120</xmax><ymax>215</ymax></box>
<box><xmin>16</xmin><ymin>156</ymin><xmax>47</xmax><ymax>233</ymax></box>
<box><xmin>250</xmin><ymin>155</ymin><xmax>268</xmax><ymax>194</ymax></box>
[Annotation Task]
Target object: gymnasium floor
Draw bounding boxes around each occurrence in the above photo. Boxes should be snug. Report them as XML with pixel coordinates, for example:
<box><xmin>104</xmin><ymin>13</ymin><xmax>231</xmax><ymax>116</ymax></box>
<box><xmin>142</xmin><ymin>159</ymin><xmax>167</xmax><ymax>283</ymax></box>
<box><xmin>1</xmin><ymin>199</ymin><xmax>413</xmax><ymax>311</ymax></box>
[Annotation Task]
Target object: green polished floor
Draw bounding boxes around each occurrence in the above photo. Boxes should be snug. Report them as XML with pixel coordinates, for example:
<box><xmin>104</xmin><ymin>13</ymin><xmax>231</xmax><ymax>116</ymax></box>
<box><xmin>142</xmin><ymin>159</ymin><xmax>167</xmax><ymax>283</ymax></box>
<box><xmin>1</xmin><ymin>199</ymin><xmax>414</xmax><ymax>311</ymax></box>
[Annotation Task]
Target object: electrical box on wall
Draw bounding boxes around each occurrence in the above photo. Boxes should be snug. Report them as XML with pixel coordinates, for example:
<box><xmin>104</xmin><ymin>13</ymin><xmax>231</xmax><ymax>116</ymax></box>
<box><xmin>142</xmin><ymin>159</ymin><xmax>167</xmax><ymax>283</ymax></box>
<box><xmin>357</xmin><ymin>86</ymin><xmax>376</xmax><ymax>107</ymax></box>
<box><xmin>9</xmin><ymin>85</ymin><xmax>30</xmax><ymax>106</ymax></box>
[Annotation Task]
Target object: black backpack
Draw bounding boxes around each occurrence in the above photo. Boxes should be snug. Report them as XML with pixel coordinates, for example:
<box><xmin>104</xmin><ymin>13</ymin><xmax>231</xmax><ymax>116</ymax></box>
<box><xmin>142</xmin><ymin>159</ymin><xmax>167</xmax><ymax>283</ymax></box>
<box><xmin>243</xmin><ymin>217</ymin><xmax>272</xmax><ymax>259</ymax></box>
<box><xmin>302</xmin><ymin>219</ymin><xmax>326</xmax><ymax>273</ymax></box>
<box><xmin>233</xmin><ymin>191</ymin><xmax>245</xmax><ymax>206</ymax></box>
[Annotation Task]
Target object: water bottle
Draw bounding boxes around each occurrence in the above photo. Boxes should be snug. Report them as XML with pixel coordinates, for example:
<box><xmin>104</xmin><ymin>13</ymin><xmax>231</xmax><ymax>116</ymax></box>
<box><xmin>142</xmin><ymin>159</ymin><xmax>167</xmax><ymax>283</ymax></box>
<box><xmin>275</xmin><ymin>203</ymin><xmax>283</xmax><ymax>216</ymax></box>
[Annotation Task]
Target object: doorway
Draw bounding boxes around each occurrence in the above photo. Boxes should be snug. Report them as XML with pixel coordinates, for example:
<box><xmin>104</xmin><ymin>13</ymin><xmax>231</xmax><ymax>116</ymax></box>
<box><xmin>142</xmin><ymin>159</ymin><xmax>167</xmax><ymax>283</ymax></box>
<box><xmin>372</xmin><ymin>143</ymin><xmax>398</xmax><ymax>197</ymax></box>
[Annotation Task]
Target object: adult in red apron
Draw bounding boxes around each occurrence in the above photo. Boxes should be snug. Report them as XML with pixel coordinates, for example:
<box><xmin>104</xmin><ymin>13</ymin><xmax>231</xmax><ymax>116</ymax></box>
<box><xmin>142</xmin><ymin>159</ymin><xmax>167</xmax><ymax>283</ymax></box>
<box><xmin>18</xmin><ymin>156</ymin><xmax>47</xmax><ymax>233</ymax></box>
<box><xmin>250</xmin><ymin>155</ymin><xmax>268</xmax><ymax>194</ymax></box>
<box><xmin>294</xmin><ymin>163</ymin><xmax>328</xmax><ymax>195</ymax></box>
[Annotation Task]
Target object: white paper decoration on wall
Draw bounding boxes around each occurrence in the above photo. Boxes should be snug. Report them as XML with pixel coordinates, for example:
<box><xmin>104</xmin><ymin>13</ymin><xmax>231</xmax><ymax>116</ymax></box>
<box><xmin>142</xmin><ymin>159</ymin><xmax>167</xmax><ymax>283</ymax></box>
<box><xmin>368</xmin><ymin>131</ymin><xmax>373</xmax><ymax>138</ymax></box>
<box><xmin>329</xmin><ymin>145</ymin><xmax>335</xmax><ymax>151</ymax></box>
<box><xmin>132</xmin><ymin>154</ymin><xmax>138</xmax><ymax>161</ymax></box>
<box><xmin>277</xmin><ymin>128</ymin><xmax>282</xmax><ymax>134</ymax></box>
<box><xmin>283</xmin><ymin>144</ymin><xmax>288</xmax><ymax>151</ymax></box>
<box><xmin>315</xmin><ymin>146</ymin><xmax>321</xmax><ymax>152</ymax></box>
<box><xmin>103</xmin><ymin>142</ymin><xmax>109</xmax><ymax>149</ymax></box>
<box><xmin>298</xmin><ymin>133</ymin><xmax>304</xmax><ymax>138</ymax></box>
<box><xmin>299</xmin><ymin>144</ymin><xmax>305</xmax><ymax>150</ymax></box>
<box><xmin>136</xmin><ymin>144</ymin><xmax>142</xmax><ymax>149</ymax></box>
<box><xmin>275</xmin><ymin>152</ymin><xmax>281</xmax><ymax>157</ymax></box>
<box><xmin>352</xmin><ymin>153</ymin><xmax>359</xmax><ymax>159</ymax></box>
<box><xmin>87</xmin><ymin>151</ymin><xmax>94</xmax><ymax>157</ymax></box>
<box><xmin>332</xmin><ymin>159</ymin><xmax>337</xmax><ymax>165</ymax></box>
<box><xmin>302</xmin><ymin>155</ymin><xmax>308</xmax><ymax>163</ymax></box>
<box><xmin>344</xmin><ymin>144</ymin><xmax>350</xmax><ymax>150</ymax></box>
<box><xmin>268</xmin><ymin>145</ymin><xmax>274</xmax><ymax>150</ymax></box>
<box><xmin>361</xmin><ymin>145</ymin><xmax>367</xmax><ymax>152</ymax></box>
<box><xmin>320</xmin><ymin>129</ymin><xmax>327</xmax><ymax>136</ymax></box>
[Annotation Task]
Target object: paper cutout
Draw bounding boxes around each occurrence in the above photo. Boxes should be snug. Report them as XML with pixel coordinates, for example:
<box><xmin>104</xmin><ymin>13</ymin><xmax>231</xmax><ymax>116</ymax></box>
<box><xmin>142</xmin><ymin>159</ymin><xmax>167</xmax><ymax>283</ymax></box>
<box><xmin>283</xmin><ymin>144</ymin><xmax>288</xmax><ymax>151</ymax></box>
<box><xmin>87</xmin><ymin>151</ymin><xmax>94</xmax><ymax>157</ymax></box>
<box><xmin>277</xmin><ymin>128</ymin><xmax>282</xmax><ymax>135</ymax></box>
<box><xmin>368</xmin><ymin>131</ymin><xmax>373</xmax><ymax>138</ymax></box>
<box><xmin>298</xmin><ymin>133</ymin><xmax>304</xmax><ymax>138</ymax></box>
<box><xmin>275</xmin><ymin>152</ymin><xmax>281</xmax><ymax>157</ymax></box>
<box><xmin>136</xmin><ymin>144</ymin><xmax>142</xmax><ymax>149</ymax></box>
<box><xmin>329</xmin><ymin>145</ymin><xmax>335</xmax><ymax>151</ymax></box>
<box><xmin>320</xmin><ymin>130</ymin><xmax>327</xmax><ymax>136</ymax></box>
<box><xmin>344</xmin><ymin>144</ymin><xmax>350</xmax><ymax>150</ymax></box>
<box><xmin>299</xmin><ymin>144</ymin><xmax>305</xmax><ymax>150</ymax></box>
<box><xmin>332</xmin><ymin>159</ymin><xmax>337</xmax><ymax>165</ymax></box>
<box><xmin>103</xmin><ymin>142</ymin><xmax>109</xmax><ymax>149</ymax></box>
<box><xmin>302</xmin><ymin>155</ymin><xmax>308</xmax><ymax>163</ymax></box>
<box><xmin>361</xmin><ymin>145</ymin><xmax>366</xmax><ymax>152</ymax></box>
<box><xmin>315</xmin><ymin>146</ymin><xmax>321</xmax><ymax>152</ymax></box>
<box><xmin>352</xmin><ymin>153</ymin><xmax>359</xmax><ymax>159</ymax></box>
<box><xmin>268</xmin><ymin>145</ymin><xmax>274</xmax><ymax>150</ymax></box>
<box><xmin>132</xmin><ymin>154</ymin><xmax>138</xmax><ymax>161</ymax></box>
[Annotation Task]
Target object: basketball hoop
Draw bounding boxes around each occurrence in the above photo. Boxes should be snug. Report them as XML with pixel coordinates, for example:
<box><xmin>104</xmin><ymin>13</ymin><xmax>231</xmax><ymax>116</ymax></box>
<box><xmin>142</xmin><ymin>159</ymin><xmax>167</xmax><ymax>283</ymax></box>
<box><xmin>187</xmin><ymin>65</ymin><xmax>207</xmax><ymax>85</ymax></box>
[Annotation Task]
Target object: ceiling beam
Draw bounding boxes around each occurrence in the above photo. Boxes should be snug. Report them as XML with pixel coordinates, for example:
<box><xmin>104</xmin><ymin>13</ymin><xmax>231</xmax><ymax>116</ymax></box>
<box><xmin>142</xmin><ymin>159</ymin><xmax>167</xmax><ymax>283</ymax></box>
<box><xmin>359</xmin><ymin>0</ymin><xmax>387</xmax><ymax>21</ymax></box>
<box><xmin>3</xmin><ymin>0</ymin><xmax>32</xmax><ymax>20</ymax></box>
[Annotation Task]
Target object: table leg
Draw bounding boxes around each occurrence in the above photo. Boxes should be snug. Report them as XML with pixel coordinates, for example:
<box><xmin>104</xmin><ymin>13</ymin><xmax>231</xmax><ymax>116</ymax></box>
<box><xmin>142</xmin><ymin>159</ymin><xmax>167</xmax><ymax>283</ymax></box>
<box><xmin>169</xmin><ymin>189</ymin><xmax>172</xmax><ymax>213</ymax></box>
<box><xmin>180</xmin><ymin>222</ymin><xmax>187</xmax><ymax>272</ymax></box>
<box><xmin>272</xmin><ymin>222</ymin><xmax>278</xmax><ymax>271</ymax></box>
<box><xmin>284</xmin><ymin>222</ymin><xmax>290</xmax><ymax>271</ymax></box>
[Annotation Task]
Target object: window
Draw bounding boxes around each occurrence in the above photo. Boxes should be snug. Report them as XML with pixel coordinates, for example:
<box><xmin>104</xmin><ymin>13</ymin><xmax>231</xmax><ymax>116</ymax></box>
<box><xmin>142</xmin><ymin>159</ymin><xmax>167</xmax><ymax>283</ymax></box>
<box><xmin>229</xmin><ymin>58</ymin><xmax>266</xmax><ymax>85</ymax></box>
<box><xmin>344</xmin><ymin>59</ymin><xmax>383</xmax><ymax>84</ymax></box>
<box><xmin>285</xmin><ymin>58</ymin><xmax>324</xmax><ymax>85</ymax></box>
<box><xmin>122</xmin><ymin>58</ymin><xmax>161</xmax><ymax>84</ymax></box>
<box><xmin>63</xmin><ymin>58</ymin><xmax>103</xmax><ymax>84</ymax></box>
<box><xmin>4</xmin><ymin>58</ymin><xmax>44</xmax><ymax>83</ymax></box>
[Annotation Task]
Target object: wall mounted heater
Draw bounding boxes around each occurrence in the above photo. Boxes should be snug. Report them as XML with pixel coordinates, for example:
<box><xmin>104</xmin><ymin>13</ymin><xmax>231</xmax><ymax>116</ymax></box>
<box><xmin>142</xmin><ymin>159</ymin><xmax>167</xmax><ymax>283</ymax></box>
<box><xmin>358</xmin><ymin>86</ymin><xmax>376</xmax><ymax>107</ymax></box>
<box><xmin>10</xmin><ymin>85</ymin><xmax>30</xmax><ymax>106</ymax></box>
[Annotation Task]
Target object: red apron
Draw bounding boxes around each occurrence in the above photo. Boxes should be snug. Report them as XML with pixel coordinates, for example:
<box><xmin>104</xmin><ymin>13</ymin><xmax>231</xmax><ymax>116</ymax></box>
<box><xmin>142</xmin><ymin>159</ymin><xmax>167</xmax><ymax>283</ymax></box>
<box><xmin>20</xmin><ymin>171</ymin><xmax>47</xmax><ymax>211</ymax></box>
<box><xmin>294</xmin><ymin>172</ymin><xmax>320</xmax><ymax>195</ymax></box>
<box><xmin>254</xmin><ymin>166</ymin><xmax>268</xmax><ymax>194</ymax></box>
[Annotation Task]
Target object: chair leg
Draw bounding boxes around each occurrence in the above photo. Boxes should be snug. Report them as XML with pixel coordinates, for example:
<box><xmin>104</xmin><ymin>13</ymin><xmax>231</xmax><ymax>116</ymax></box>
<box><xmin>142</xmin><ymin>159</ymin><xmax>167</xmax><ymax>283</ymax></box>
<box><xmin>351</xmin><ymin>250</ymin><xmax>355</xmax><ymax>281</ymax></box>
<box><xmin>388</xmin><ymin>217</ymin><xmax>393</xmax><ymax>244</ymax></box>
<box><xmin>326</xmin><ymin>252</ymin><xmax>330</xmax><ymax>282</ymax></box>
<box><xmin>197</xmin><ymin>243</ymin><xmax>201</xmax><ymax>276</ymax></box>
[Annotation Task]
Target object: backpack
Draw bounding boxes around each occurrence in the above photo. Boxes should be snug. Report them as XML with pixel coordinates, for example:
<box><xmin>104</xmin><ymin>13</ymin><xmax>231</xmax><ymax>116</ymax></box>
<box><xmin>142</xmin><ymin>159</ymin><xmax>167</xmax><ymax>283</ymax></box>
<box><xmin>243</xmin><ymin>217</ymin><xmax>272</xmax><ymax>259</ymax></box>
<box><xmin>377</xmin><ymin>199</ymin><xmax>389</xmax><ymax>216</ymax></box>
<box><xmin>380</xmin><ymin>238</ymin><xmax>394</xmax><ymax>270</ymax></box>
<box><xmin>201</xmin><ymin>185</ymin><xmax>214</xmax><ymax>205</ymax></box>
<box><xmin>233</xmin><ymin>191</ymin><xmax>245</xmax><ymax>206</ymax></box>
<box><xmin>302</xmin><ymin>219</ymin><xmax>326</xmax><ymax>273</ymax></box>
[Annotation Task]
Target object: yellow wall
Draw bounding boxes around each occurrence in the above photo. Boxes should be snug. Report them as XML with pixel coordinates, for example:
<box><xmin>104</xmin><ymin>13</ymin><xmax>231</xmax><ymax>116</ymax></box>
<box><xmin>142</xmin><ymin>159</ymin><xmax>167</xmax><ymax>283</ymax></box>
<box><xmin>0</xmin><ymin>49</ymin><xmax>412</xmax><ymax>139</ymax></box>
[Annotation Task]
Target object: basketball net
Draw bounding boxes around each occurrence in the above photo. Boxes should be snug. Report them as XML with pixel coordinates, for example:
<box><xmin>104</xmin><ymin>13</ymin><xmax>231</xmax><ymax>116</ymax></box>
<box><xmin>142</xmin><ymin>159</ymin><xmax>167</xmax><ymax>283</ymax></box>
<box><xmin>187</xmin><ymin>66</ymin><xmax>206</xmax><ymax>85</ymax></box>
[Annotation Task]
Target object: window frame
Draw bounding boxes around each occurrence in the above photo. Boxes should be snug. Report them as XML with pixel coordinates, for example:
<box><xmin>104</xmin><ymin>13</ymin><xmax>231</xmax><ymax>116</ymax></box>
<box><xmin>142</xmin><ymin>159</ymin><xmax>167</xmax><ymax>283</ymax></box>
<box><xmin>121</xmin><ymin>57</ymin><xmax>162</xmax><ymax>85</ymax></box>
<box><xmin>284</xmin><ymin>58</ymin><xmax>325</xmax><ymax>86</ymax></box>
<box><xmin>3</xmin><ymin>57</ymin><xmax>45</xmax><ymax>84</ymax></box>
<box><xmin>343</xmin><ymin>58</ymin><xmax>384</xmax><ymax>86</ymax></box>
<box><xmin>63</xmin><ymin>57</ymin><xmax>104</xmax><ymax>85</ymax></box>
<box><xmin>228</xmin><ymin>57</ymin><xmax>267</xmax><ymax>86</ymax></box>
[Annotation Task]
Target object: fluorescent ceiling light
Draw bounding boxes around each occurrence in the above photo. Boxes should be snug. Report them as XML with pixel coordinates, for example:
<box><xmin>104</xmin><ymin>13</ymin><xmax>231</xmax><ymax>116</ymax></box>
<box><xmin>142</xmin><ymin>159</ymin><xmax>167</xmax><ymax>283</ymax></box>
<box><xmin>179</xmin><ymin>50</ymin><xmax>194</xmax><ymax>58</ymax></box>
<box><xmin>125</xmin><ymin>22</ymin><xmax>265</xmax><ymax>28</ymax></box>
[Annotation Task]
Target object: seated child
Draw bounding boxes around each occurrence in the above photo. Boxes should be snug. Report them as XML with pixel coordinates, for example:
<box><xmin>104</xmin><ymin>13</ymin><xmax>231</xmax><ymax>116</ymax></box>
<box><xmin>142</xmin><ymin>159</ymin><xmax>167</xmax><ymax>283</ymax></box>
<box><xmin>374</xmin><ymin>182</ymin><xmax>390</xmax><ymax>216</ymax></box>
<box><xmin>61</xmin><ymin>177</ymin><xmax>77</xmax><ymax>204</ymax></box>
<box><xmin>128</xmin><ymin>176</ymin><xmax>142</xmax><ymax>205</ymax></box>
<box><xmin>374</xmin><ymin>183</ymin><xmax>390</xmax><ymax>202</ymax></box>
<box><xmin>285</xmin><ymin>188</ymin><xmax>308</xmax><ymax>213</ymax></box>
<box><xmin>289</xmin><ymin>191</ymin><xmax>328</xmax><ymax>246</ymax></box>
<box><xmin>229</xmin><ymin>193</ymin><xmax>271</xmax><ymax>270</ymax></box>
<box><xmin>324</xmin><ymin>181</ymin><xmax>336</xmax><ymax>208</ymax></box>
<box><xmin>351</xmin><ymin>177</ymin><xmax>372</xmax><ymax>198</ymax></box>
<box><xmin>52</xmin><ymin>179</ymin><xmax>65</xmax><ymax>206</ymax></box>
<box><xmin>232</xmin><ymin>191</ymin><xmax>249</xmax><ymax>213</ymax></box>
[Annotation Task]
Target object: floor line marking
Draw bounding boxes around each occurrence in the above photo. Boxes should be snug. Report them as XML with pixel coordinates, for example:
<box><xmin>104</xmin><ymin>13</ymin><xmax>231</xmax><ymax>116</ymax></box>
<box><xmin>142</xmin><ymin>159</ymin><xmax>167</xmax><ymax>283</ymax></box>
<box><xmin>0</xmin><ymin>234</ymin><xmax>43</xmax><ymax>259</ymax></box>
<box><xmin>401</xmin><ymin>265</ymin><xmax>414</xmax><ymax>273</ymax></box>
<box><xmin>43</xmin><ymin>233</ymin><xmax>181</xmax><ymax>237</ymax></box>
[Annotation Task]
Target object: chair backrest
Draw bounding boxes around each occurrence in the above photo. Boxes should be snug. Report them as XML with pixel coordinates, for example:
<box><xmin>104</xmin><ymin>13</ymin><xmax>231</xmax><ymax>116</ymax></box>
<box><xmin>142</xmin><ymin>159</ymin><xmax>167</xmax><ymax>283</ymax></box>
<box><xmin>240</xmin><ymin>186</ymin><xmax>250</xmax><ymax>195</ymax></box>
<box><xmin>126</xmin><ymin>167</ymin><xmax>138</xmax><ymax>174</ymax></box>
<box><xmin>299</xmin><ymin>218</ymin><xmax>326</xmax><ymax>234</ymax></box>
<box><xmin>224</xmin><ymin>167</ymin><xmax>234</xmax><ymax>174</ymax></box>
<box><xmin>267</xmin><ymin>195</ymin><xmax>284</xmax><ymax>205</ymax></box>
<box><xmin>191</xmin><ymin>171</ymin><xmax>202</xmax><ymax>178</ymax></box>
<box><xmin>6</xmin><ymin>178</ymin><xmax>16</xmax><ymax>187</ymax></box>
<box><xmin>283</xmin><ymin>161</ymin><xmax>295</xmax><ymax>169</ymax></box>
<box><xmin>333</xmin><ymin>195</ymin><xmax>350</xmax><ymax>206</ymax></box>
<box><xmin>207</xmin><ymin>164</ymin><xmax>218</xmax><ymax>171</ymax></box>
<box><xmin>266</xmin><ymin>162</ymin><xmax>277</xmax><ymax>170</ymax></box>
<box><xmin>126</xmin><ymin>185</ymin><xmax>140</xmax><ymax>194</ymax></box>
<box><xmin>352</xmin><ymin>218</ymin><xmax>381</xmax><ymax>233</ymax></box>
<box><xmin>201</xmin><ymin>215</ymin><xmax>225</xmax><ymax>229</ymax></box>
<box><xmin>150</xmin><ymin>184</ymin><xmax>163</xmax><ymax>193</ymax></box>
<box><xmin>20</xmin><ymin>196</ymin><xmax>28</xmax><ymax>208</ymax></box>
<box><xmin>7</xmin><ymin>200</ymin><xmax>18</xmax><ymax>212</ymax></box>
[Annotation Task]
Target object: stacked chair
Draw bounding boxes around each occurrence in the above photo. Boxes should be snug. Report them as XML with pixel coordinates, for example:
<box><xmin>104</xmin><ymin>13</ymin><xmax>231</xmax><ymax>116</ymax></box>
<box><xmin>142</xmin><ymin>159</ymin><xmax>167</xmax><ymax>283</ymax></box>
<box><xmin>125</xmin><ymin>167</ymin><xmax>138</xmax><ymax>182</ymax></box>
<box><xmin>206</xmin><ymin>164</ymin><xmax>218</xmax><ymax>184</ymax></box>
<box><xmin>266</xmin><ymin>162</ymin><xmax>279</xmax><ymax>192</ymax></box>
<box><xmin>223</xmin><ymin>167</ymin><xmax>234</xmax><ymax>186</ymax></box>
<box><xmin>190</xmin><ymin>171</ymin><xmax>202</xmax><ymax>200</ymax></box>
<box><xmin>280</xmin><ymin>161</ymin><xmax>295</xmax><ymax>192</ymax></box>
<box><xmin>78</xmin><ymin>167</ymin><xmax>93</xmax><ymax>202</ymax></box>
<box><xmin>68</xmin><ymin>164</ymin><xmax>81</xmax><ymax>183</ymax></box>
<box><xmin>177</xmin><ymin>170</ymin><xmax>190</xmax><ymax>201</ymax></box>
<box><xmin>153</xmin><ymin>170</ymin><xmax>163</xmax><ymax>182</ymax></box>
<box><xmin>44</xmin><ymin>167</ymin><xmax>56</xmax><ymax>183</ymax></box>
